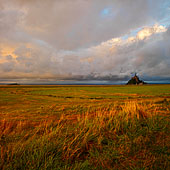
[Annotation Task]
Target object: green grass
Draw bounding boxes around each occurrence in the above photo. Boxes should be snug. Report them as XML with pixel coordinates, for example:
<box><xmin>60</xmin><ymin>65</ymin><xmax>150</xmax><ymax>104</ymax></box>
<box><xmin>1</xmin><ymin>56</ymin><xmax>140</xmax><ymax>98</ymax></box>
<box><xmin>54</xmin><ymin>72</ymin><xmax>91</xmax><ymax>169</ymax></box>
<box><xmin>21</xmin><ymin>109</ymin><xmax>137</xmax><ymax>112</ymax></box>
<box><xmin>0</xmin><ymin>85</ymin><xmax>170</xmax><ymax>169</ymax></box>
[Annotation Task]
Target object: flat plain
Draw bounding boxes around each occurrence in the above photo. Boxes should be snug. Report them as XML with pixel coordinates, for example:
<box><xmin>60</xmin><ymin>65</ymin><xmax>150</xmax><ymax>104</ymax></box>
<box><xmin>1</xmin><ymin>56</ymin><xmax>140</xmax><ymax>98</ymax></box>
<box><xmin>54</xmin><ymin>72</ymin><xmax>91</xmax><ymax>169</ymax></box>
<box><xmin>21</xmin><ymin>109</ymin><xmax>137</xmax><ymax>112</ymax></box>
<box><xmin>0</xmin><ymin>85</ymin><xmax>170</xmax><ymax>170</ymax></box>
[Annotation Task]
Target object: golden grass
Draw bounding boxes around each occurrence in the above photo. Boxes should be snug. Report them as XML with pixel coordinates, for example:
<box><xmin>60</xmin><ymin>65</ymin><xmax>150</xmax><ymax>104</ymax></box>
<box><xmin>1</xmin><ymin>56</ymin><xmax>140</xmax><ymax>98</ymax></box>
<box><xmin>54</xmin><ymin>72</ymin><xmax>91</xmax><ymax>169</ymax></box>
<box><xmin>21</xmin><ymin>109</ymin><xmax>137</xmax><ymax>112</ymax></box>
<box><xmin>0</xmin><ymin>98</ymin><xmax>169</xmax><ymax>169</ymax></box>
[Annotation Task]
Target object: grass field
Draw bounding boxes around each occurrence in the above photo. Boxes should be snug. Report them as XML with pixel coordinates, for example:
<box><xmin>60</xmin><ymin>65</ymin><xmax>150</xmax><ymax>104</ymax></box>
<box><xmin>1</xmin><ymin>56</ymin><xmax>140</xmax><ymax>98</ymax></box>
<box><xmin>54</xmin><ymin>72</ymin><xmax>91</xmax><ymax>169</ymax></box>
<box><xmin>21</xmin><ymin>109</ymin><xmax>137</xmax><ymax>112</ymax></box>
<box><xmin>0</xmin><ymin>85</ymin><xmax>170</xmax><ymax>170</ymax></box>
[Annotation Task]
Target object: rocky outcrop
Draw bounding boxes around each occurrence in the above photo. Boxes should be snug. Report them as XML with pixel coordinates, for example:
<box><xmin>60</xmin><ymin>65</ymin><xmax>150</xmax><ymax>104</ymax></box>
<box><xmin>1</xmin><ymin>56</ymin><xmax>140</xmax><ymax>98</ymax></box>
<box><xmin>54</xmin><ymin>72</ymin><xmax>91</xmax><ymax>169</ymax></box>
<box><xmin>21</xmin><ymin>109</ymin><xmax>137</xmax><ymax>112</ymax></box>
<box><xmin>126</xmin><ymin>74</ymin><xmax>147</xmax><ymax>85</ymax></box>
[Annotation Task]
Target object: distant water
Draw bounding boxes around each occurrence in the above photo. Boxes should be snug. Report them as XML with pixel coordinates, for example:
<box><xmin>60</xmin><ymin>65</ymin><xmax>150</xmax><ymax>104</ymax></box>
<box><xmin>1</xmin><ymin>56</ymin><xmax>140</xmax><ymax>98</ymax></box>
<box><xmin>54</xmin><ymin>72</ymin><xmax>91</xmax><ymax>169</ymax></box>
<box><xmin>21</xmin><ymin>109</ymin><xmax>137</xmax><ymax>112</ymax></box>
<box><xmin>14</xmin><ymin>81</ymin><xmax>128</xmax><ymax>85</ymax></box>
<box><xmin>146</xmin><ymin>81</ymin><xmax>170</xmax><ymax>84</ymax></box>
<box><xmin>1</xmin><ymin>80</ymin><xmax>170</xmax><ymax>85</ymax></box>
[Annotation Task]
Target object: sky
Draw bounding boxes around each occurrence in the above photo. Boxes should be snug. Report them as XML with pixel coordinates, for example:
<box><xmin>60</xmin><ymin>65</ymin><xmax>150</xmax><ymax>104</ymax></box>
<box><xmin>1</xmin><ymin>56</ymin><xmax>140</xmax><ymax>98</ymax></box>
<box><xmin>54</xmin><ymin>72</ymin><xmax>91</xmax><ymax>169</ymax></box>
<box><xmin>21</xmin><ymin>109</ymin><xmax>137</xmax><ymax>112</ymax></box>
<box><xmin>0</xmin><ymin>0</ymin><xmax>170</xmax><ymax>84</ymax></box>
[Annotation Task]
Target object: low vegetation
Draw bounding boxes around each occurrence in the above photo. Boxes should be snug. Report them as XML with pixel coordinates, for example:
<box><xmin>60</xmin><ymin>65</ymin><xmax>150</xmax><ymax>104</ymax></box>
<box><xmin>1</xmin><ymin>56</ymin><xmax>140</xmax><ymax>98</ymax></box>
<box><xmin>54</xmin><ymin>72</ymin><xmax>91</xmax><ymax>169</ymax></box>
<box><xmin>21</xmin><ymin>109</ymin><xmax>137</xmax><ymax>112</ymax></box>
<box><xmin>0</xmin><ymin>85</ymin><xmax>170</xmax><ymax>169</ymax></box>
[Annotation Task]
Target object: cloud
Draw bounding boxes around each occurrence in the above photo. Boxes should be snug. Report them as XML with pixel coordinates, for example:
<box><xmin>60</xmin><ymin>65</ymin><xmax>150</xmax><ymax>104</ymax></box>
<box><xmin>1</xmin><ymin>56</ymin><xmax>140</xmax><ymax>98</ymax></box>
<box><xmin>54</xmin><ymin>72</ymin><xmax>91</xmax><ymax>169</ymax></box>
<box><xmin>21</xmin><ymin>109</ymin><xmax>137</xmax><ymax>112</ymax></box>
<box><xmin>0</xmin><ymin>0</ymin><xmax>166</xmax><ymax>49</ymax></box>
<box><xmin>137</xmin><ymin>25</ymin><xmax>166</xmax><ymax>40</ymax></box>
<box><xmin>1</xmin><ymin>24</ymin><xmax>169</xmax><ymax>81</ymax></box>
<box><xmin>134</xmin><ymin>27</ymin><xmax>170</xmax><ymax>77</ymax></box>
<box><xmin>0</xmin><ymin>0</ymin><xmax>170</xmax><ymax>82</ymax></box>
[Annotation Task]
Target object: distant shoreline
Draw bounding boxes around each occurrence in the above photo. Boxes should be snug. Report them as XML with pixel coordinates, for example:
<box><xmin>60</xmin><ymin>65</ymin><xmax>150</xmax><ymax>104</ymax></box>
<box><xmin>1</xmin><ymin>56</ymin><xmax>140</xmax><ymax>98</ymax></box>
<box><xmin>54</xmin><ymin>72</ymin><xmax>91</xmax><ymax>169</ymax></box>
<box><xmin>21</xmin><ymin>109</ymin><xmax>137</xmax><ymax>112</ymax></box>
<box><xmin>0</xmin><ymin>82</ymin><xmax>170</xmax><ymax>86</ymax></box>
<box><xmin>1</xmin><ymin>80</ymin><xmax>170</xmax><ymax>86</ymax></box>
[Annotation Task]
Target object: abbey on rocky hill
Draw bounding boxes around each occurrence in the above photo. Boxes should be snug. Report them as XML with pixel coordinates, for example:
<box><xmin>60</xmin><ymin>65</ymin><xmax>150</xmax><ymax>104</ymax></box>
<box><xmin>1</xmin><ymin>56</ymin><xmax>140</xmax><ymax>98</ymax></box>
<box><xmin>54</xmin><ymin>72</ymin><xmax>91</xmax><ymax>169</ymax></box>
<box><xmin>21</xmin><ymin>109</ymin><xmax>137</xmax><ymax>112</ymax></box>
<box><xmin>126</xmin><ymin>73</ymin><xmax>147</xmax><ymax>85</ymax></box>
